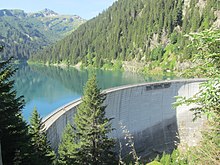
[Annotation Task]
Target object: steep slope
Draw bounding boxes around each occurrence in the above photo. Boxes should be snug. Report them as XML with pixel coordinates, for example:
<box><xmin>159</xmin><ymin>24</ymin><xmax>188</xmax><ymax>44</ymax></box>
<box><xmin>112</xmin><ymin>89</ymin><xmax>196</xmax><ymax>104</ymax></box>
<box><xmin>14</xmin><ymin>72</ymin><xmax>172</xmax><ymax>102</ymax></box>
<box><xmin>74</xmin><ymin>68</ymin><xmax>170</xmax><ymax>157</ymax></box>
<box><xmin>28</xmin><ymin>9</ymin><xmax>85</xmax><ymax>40</ymax></box>
<box><xmin>0</xmin><ymin>9</ymin><xmax>85</xmax><ymax>60</ymax></box>
<box><xmin>31</xmin><ymin>0</ymin><xmax>218</xmax><ymax>69</ymax></box>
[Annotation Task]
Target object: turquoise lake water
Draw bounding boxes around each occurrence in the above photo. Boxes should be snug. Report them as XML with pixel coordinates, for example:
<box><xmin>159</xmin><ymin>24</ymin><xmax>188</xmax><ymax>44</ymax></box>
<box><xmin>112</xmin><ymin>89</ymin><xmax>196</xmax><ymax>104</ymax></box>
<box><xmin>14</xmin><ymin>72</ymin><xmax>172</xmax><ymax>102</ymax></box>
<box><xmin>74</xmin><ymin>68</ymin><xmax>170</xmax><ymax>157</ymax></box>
<box><xmin>14</xmin><ymin>64</ymin><xmax>172</xmax><ymax>121</ymax></box>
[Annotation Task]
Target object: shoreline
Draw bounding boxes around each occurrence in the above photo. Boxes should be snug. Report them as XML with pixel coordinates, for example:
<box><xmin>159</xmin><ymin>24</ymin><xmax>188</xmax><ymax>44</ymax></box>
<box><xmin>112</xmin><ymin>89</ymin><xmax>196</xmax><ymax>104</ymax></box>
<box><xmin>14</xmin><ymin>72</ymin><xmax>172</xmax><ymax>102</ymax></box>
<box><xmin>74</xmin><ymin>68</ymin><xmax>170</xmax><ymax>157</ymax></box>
<box><xmin>27</xmin><ymin>60</ymin><xmax>177</xmax><ymax>77</ymax></box>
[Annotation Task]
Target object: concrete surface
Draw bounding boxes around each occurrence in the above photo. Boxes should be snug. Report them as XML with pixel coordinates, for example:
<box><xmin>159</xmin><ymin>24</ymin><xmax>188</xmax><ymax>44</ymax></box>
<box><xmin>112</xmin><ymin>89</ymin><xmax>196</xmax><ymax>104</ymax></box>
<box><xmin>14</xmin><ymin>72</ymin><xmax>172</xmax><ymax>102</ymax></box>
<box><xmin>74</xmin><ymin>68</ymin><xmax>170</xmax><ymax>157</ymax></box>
<box><xmin>42</xmin><ymin>79</ymin><xmax>206</xmax><ymax>155</ymax></box>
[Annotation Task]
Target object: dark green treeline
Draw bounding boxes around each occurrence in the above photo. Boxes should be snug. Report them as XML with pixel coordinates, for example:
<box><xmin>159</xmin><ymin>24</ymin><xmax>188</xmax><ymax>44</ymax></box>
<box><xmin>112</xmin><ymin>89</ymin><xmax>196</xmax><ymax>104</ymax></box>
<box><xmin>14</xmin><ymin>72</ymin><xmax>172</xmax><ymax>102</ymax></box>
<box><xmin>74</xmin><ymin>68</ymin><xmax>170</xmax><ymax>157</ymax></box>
<box><xmin>0</xmin><ymin>47</ymin><xmax>54</xmax><ymax>165</ymax></box>
<box><xmin>30</xmin><ymin>0</ymin><xmax>218</xmax><ymax>67</ymax></box>
<box><xmin>0</xmin><ymin>54</ymin><xmax>32</xmax><ymax>164</ymax></box>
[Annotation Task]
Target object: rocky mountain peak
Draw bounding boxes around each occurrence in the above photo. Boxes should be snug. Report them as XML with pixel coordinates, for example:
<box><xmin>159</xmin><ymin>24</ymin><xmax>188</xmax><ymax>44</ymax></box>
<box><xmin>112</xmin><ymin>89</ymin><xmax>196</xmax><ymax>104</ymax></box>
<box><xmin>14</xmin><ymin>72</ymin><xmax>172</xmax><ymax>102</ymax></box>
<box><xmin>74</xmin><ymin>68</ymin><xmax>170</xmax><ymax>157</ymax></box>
<box><xmin>0</xmin><ymin>9</ymin><xmax>27</xmax><ymax>18</ymax></box>
<box><xmin>30</xmin><ymin>8</ymin><xmax>58</xmax><ymax>18</ymax></box>
<box><xmin>0</xmin><ymin>9</ymin><xmax>13</xmax><ymax>17</ymax></box>
<box><xmin>41</xmin><ymin>8</ymin><xmax>58</xmax><ymax>16</ymax></box>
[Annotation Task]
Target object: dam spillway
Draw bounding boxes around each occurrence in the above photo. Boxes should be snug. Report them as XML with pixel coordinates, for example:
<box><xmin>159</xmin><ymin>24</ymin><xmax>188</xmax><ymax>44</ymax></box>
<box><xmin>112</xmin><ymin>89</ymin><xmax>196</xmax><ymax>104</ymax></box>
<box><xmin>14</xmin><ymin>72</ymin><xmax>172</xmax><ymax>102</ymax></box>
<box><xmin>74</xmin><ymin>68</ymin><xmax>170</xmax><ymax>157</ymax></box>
<box><xmin>42</xmin><ymin>79</ymin><xmax>206</xmax><ymax>155</ymax></box>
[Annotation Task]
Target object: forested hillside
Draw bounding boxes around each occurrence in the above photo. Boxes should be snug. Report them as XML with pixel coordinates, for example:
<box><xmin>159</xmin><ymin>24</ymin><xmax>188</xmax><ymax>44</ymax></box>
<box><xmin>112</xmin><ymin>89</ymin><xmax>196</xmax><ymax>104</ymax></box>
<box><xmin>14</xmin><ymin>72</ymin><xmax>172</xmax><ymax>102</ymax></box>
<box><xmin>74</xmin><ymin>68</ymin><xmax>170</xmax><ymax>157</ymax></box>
<box><xmin>30</xmin><ymin>0</ymin><xmax>219</xmax><ymax>70</ymax></box>
<box><xmin>0</xmin><ymin>9</ymin><xmax>85</xmax><ymax>60</ymax></box>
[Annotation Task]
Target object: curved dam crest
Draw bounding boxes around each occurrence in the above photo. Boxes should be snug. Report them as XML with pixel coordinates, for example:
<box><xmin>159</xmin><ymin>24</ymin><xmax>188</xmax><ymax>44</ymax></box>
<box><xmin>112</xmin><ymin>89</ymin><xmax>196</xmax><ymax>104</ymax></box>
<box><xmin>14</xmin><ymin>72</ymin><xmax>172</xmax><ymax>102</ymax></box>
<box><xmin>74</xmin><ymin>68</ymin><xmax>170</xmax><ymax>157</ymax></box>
<box><xmin>43</xmin><ymin>79</ymin><xmax>206</xmax><ymax>156</ymax></box>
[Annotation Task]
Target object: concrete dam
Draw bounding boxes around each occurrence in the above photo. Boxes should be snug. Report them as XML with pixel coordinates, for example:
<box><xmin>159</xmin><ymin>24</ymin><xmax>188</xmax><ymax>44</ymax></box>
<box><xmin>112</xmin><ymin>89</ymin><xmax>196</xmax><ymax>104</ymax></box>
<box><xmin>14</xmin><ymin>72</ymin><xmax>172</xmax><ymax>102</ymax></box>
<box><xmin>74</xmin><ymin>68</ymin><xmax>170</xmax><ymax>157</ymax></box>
<box><xmin>43</xmin><ymin>79</ymin><xmax>206</xmax><ymax>156</ymax></box>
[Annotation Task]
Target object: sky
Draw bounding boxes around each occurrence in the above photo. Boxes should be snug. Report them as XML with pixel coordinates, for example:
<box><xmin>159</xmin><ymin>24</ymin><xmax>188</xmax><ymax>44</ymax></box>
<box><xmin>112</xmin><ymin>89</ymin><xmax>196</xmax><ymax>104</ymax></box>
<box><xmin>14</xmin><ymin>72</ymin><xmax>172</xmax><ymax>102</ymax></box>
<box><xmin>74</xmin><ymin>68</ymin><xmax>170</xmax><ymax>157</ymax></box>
<box><xmin>0</xmin><ymin>0</ymin><xmax>117</xmax><ymax>19</ymax></box>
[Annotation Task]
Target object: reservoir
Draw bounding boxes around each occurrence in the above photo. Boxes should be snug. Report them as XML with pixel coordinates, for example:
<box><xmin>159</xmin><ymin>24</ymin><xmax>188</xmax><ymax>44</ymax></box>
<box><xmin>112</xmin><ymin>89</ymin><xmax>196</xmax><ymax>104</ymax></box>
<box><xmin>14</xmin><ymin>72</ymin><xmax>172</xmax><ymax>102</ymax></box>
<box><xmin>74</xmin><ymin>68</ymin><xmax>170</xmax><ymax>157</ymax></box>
<box><xmin>14</xmin><ymin>64</ymin><xmax>172</xmax><ymax>121</ymax></box>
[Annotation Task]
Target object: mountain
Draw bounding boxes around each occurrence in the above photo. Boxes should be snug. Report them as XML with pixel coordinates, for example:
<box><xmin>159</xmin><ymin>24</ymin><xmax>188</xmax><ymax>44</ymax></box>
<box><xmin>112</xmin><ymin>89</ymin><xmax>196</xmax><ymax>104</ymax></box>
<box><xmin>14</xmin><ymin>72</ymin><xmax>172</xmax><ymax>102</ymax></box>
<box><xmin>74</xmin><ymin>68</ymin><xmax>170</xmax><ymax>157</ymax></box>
<box><xmin>0</xmin><ymin>9</ymin><xmax>85</xmax><ymax>60</ymax></box>
<box><xmin>31</xmin><ymin>0</ymin><xmax>219</xmax><ymax>71</ymax></box>
<box><xmin>29</xmin><ymin>8</ymin><xmax>58</xmax><ymax>17</ymax></box>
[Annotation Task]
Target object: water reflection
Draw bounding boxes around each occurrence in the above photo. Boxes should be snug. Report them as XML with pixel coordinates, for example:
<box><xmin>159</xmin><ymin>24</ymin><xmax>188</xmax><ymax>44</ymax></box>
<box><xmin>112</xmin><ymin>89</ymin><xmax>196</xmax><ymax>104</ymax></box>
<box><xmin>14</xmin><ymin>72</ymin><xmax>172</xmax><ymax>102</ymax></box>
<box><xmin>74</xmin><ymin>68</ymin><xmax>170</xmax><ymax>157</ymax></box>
<box><xmin>14</xmin><ymin>64</ymin><xmax>173</xmax><ymax>121</ymax></box>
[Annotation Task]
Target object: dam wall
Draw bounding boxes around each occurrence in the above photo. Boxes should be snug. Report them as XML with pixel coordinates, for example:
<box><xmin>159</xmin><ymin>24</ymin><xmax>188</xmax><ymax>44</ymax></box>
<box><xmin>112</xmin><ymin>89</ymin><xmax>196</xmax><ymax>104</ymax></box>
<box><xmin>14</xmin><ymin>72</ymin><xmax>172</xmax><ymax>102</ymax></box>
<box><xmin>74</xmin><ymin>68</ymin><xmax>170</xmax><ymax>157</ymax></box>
<box><xmin>43</xmin><ymin>79</ymin><xmax>206</xmax><ymax>155</ymax></box>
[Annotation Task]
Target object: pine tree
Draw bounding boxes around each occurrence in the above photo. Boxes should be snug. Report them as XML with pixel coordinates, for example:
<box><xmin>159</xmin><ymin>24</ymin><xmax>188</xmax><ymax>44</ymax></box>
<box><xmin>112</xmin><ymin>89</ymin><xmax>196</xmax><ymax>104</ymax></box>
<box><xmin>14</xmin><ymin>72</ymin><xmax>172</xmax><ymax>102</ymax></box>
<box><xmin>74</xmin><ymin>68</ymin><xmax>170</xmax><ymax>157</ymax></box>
<box><xmin>0</xmin><ymin>47</ymin><xmax>32</xmax><ymax>165</ymax></box>
<box><xmin>191</xmin><ymin>7</ymin><xmax>201</xmax><ymax>32</ymax></box>
<box><xmin>29</xmin><ymin>107</ymin><xmax>56</xmax><ymax>165</ymax></box>
<box><xmin>58</xmin><ymin>123</ymin><xmax>79</xmax><ymax>165</ymax></box>
<box><xmin>30</xmin><ymin>0</ymin><xmax>217</xmax><ymax>66</ymax></box>
<box><xmin>58</xmin><ymin>75</ymin><xmax>116</xmax><ymax>165</ymax></box>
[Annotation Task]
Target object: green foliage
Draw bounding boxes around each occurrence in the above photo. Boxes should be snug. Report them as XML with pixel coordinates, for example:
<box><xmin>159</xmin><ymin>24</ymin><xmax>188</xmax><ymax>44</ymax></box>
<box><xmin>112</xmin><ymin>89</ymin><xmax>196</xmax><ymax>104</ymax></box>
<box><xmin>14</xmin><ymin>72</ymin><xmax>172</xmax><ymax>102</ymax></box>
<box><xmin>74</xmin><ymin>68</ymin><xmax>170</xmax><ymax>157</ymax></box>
<box><xmin>170</xmin><ymin>34</ymin><xmax>177</xmax><ymax>45</ymax></box>
<box><xmin>0</xmin><ymin>48</ymin><xmax>56</xmax><ymax>165</ymax></box>
<box><xmin>31</xmin><ymin>0</ymin><xmax>217</xmax><ymax>68</ymax></box>
<box><xmin>185</xmin><ymin>123</ymin><xmax>220</xmax><ymax>165</ymax></box>
<box><xmin>147</xmin><ymin>161</ymin><xmax>162</xmax><ymax>165</ymax></box>
<box><xmin>150</xmin><ymin>45</ymin><xmax>164</xmax><ymax>61</ymax></box>
<box><xmin>112</xmin><ymin>60</ymin><xmax>123</xmax><ymax>71</ymax></box>
<box><xmin>146</xmin><ymin>28</ymin><xmax>220</xmax><ymax>165</ymax></box>
<box><xmin>174</xmin><ymin>78</ymin><xmax>220</xmax><ymax>164</ymax></box>
<box><xmin>182</xmin><ymin>29</ymin><xmax>220</xmax><ymax>78</ymax></box>
<box><xmin>101</xmin><ymin>60</ymin><xmax>124</xmax><ymax>71</ymax></box>
<box><xmin>175</xmin><ymin>79</ymin><xmax>220</xmax><ymax>121</ymax></box>
<box><xmin>148</xmin><ymin>150</ymin><xmax>188</xmax><ymax>165</ymax></box>
<box><xmin>174</xmin><ymin>29</ymin><xmax>220</xmax><ymax>164</ymax></box>
<box><xmin>29</xmin><ymin>108</ymin><xmax>56</xmax><ymax>165</ymax></box>
<box><xmin>0</xmin><ymin>54</ymin><xmax>32</xmax><ymax>164</ymax></box>
<box><xmin>102</xmin><ymin>61</ymin><xmax>114</xmax><ymax>70</ymax></box>
<box><xmin>0</xmin><ymin>9</ymin><xmax>85</xmax><ymax>60</ymax></box>
<box><xmin>58</xmin><ymin>75</ymin><xmax>116</xmax><ymax>165</ymax></box>
<box><xmin>161</xmin><ymin>44</ymin><xmax>178</xmax><ymax>70</ymax></box>
<box><xmin>58</xmin><ymin>123</ymin><xmax>79</xmax><ymax>165</ymax></box>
